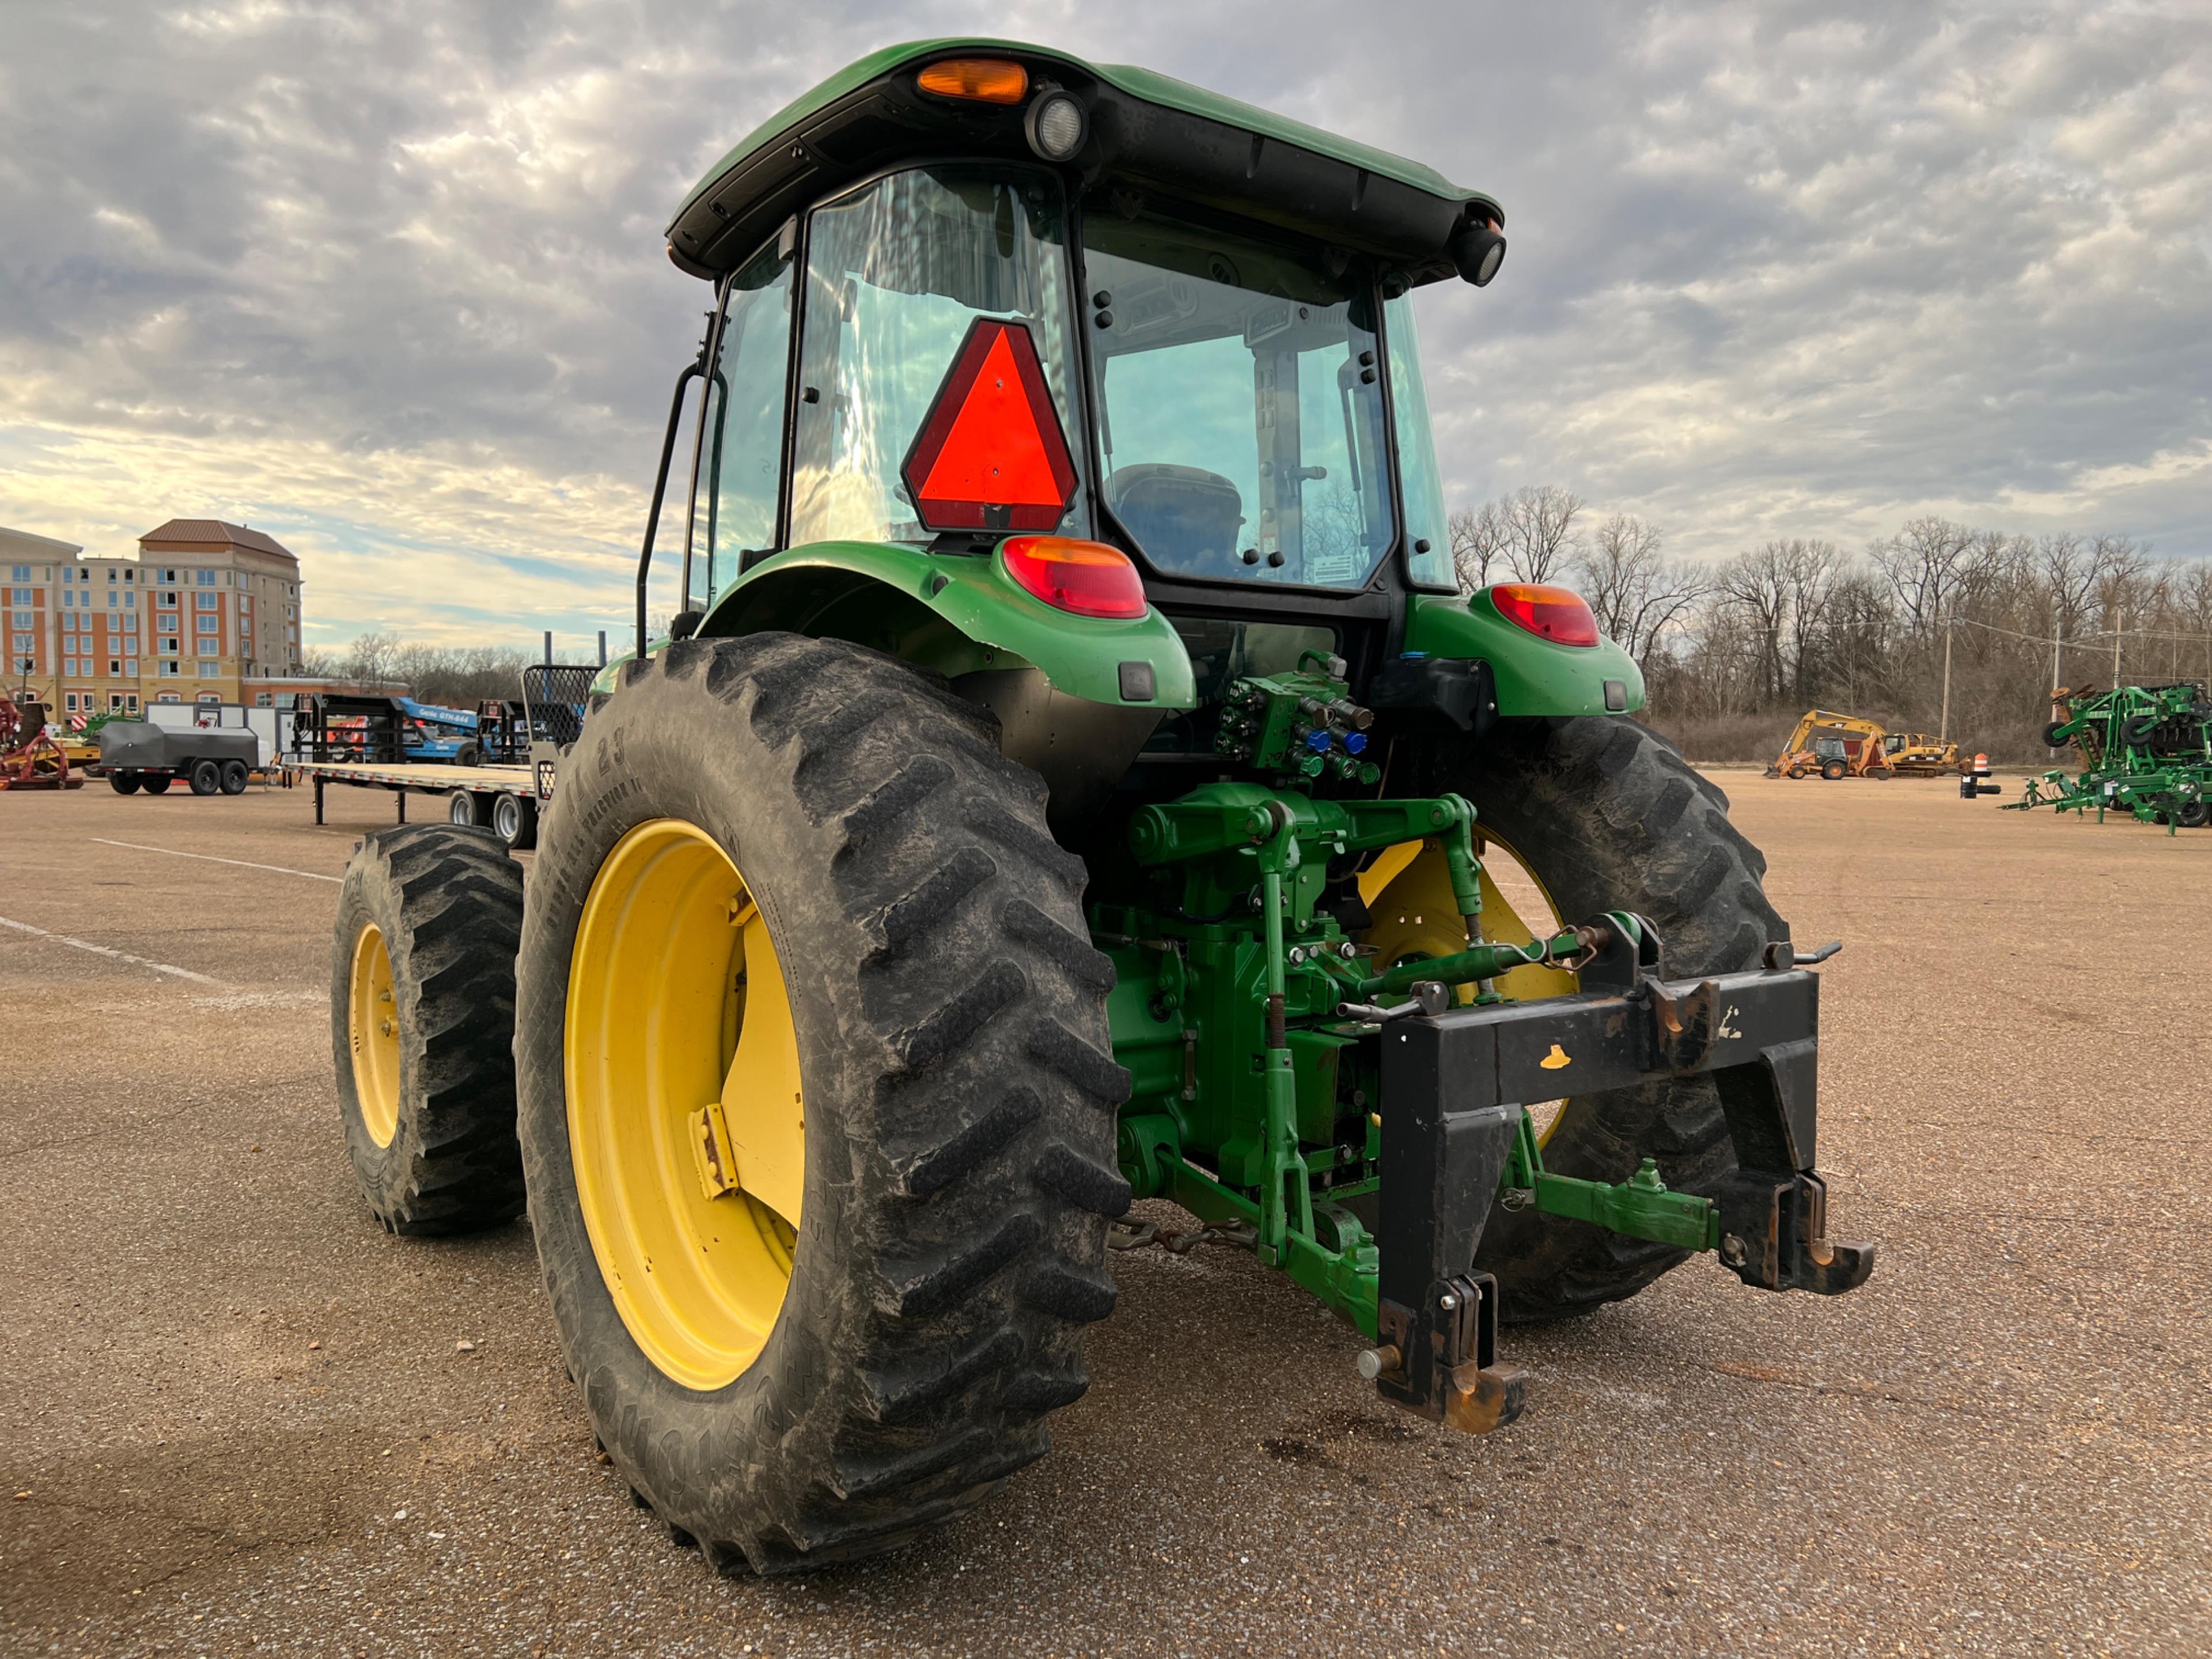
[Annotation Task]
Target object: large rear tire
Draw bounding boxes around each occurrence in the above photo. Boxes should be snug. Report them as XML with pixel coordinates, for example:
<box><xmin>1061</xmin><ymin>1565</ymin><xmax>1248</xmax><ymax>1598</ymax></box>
<box><xmin>330</xmin><ymin>824</ymin><xmax>528</xmax><ymax>1233</ymax></box>
<box><xmin>1395</xmin><ymin>716</ymin><xmax>1787</xmax><ymax>1323</ymax></box>
<box><xmin>514</xmin><ymin>634</ymin><xmax>1126</xmax><ymax>1573</ymax></box>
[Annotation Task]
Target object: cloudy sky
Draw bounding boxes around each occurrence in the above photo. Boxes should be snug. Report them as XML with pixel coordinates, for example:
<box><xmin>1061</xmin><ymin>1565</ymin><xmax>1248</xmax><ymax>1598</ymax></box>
<box><xmin>2</xmin><ymin>0</ymin><xmax>2207</xmax><ymax>656</ymax></box>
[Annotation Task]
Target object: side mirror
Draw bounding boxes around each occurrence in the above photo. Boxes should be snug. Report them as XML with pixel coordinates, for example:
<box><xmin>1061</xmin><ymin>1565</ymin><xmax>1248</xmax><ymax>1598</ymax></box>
<box><xmin>1449</xmin><ymin>221</ymin><xmax>1508</xmax><ymax>287</ymax></box>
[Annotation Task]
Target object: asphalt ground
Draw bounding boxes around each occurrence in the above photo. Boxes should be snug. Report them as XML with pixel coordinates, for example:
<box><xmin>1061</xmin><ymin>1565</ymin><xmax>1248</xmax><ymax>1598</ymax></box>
<box><xmin>2</xmin><ymin>770</ymin><xmax>2206</xmax><ymax>1657</ymax></box>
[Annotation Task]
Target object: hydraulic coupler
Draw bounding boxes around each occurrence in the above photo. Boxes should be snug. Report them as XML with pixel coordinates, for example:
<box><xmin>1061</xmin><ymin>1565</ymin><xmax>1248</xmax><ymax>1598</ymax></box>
<box><xmin>1366</xmin><ymin>915</ymin><xmax>1872</xmax><ymax>1431</ymax></box>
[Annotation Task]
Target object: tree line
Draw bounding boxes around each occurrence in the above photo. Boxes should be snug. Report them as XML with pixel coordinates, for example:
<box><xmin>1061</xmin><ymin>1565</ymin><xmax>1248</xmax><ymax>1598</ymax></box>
<box><xmin>302</xmin><ymin>631</ymin><xmax>544</xmax><ymax>709</ymax></box>
<box><xmin>1451</xmin><ymin>488</ymin><xmax>2212</xmax><ymax>762</ymax></box>
<box><xmin>311</xmin><ymin>501</ymin><xmax>2212</xmax><ymax>764</ymax></box>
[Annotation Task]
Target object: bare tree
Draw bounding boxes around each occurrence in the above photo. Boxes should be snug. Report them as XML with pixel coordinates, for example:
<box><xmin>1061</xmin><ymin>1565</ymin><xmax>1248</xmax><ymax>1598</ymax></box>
<box><xmin>1570</xmin><ymin>514</ymin><xmax>1705</xmax><ymax>665</ymax></box>
<box><xmin>1448</xmin><ymin>501</ymin><xmax>1507</xmax><ymax>592</ymax></box>
<box><xmin>339</xmin><ymin>630</ymin><xmax>403</xmax><ymax>686</ymax></box>
<box><xmin>1870</xmin><ymin>516</ymin><xmax>1975</xmax><ymax>634</ymax></box>
<box><xmin>1501</xmin><ymin>486</ymin><xmax>1584</xmax><ymax>583</ymax></box>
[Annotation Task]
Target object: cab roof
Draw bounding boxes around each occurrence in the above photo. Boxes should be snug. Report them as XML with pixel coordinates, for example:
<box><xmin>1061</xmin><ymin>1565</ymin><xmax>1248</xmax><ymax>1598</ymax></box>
<box><xmin>667</xmin><ymin>39</ymin><xmax>1501</xmax><ymax>286</ymax></box>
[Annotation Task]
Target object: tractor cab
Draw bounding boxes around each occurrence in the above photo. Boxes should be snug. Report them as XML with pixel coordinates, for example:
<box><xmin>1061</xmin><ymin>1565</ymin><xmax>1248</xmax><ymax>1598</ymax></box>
<box><xmin>630</xmin><ymin>40</ymin><xmax>1638</xmax><ymax>827</ymax></box>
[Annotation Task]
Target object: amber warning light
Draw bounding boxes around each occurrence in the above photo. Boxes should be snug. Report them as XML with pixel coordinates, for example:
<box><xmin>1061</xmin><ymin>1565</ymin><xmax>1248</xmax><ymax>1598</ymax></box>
<box><xmin>916</xmin><ymin>59</ymin><xmax>1029</xmax><ymax>104</ymax></box>
<box><xmin>901</xmin><ymin>317</ymin><xmax>1079</xmax><ymax>535</ymax></box>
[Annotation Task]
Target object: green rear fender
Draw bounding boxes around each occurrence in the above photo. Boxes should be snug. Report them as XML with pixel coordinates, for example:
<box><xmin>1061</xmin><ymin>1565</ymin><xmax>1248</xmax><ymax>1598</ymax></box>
<box><xmin>593</xmin><ymin>540</ymin><xmax>1198</xmax><ymax>711</ymax></box>
<box><xmin>1404</xmin><ymin>590</ymin><xmax>1645</xmax><ymax>717</ymax></box>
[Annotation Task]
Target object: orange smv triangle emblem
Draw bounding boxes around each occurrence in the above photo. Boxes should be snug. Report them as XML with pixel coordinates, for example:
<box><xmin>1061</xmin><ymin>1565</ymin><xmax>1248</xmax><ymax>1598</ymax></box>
<box><xmin>902</xmin><ymin>317</ymin><xmax>1078</xmax><ymax>533</ymax></box>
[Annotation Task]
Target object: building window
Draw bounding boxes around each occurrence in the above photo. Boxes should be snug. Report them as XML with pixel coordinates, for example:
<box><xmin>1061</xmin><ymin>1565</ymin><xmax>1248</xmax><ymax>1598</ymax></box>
<box><xmin>8</xmin><ymin>565</ymin><xmax>26</xmax><ymax>581</ymax></box>
<box><xmin>194</xmin><ymin>592</ymin><xmax>217</xmax><ymax>611</ymax></box>
<box><xmin>195</xmin><ymin>614</ymin><xmax>219</xmax><ymax>635</ymax></box>
<box><xmin>157</xmin><ymin>693</ymin><xmax>177</xmax><ymax>703</ymax></box>
<box><xmin>108</xmin><ymin>660</ymin><xmax>120</xmax><ymax>676</ymax></box>
<box><xmin>160</xmin><ymin>662</ymin><xmax>180</xmax><ymax>677</ymax></box>
<box><xmin>123</xmin><ymin>569</ymin><xmax>134</xmax><ymax>582</ymax></box>
<box><xmin>254</xmin><ymin>692</ymin><xmax>273</xmax><ymax>706</ymax></box>
<box><xmin>109</xmin><ymin>693</ymin><xmax>124</xmax><ymax>710</ymax></box>
<box><xmin>63</xmin><ymin>692</ymin><xmax>76</xmax><ymax>711</ymax></box>
<box><xmin>158</xmin><ymin>592</ymin><xmax>177</xmax><ymax>609</ymax></box>
<box><xmin>161</xmin><ymin>638</ymin><xmax>179</xmax><ymax>655</ymax></box>
<box><xmin>196</xmin><ymin>570</ymin><xmax>216</xmax><ymax>586</ymax></box>
<box><xmin>197</xmin><ymin>660</ymin><xmax>219</xmax><ymax>676</ymax></box>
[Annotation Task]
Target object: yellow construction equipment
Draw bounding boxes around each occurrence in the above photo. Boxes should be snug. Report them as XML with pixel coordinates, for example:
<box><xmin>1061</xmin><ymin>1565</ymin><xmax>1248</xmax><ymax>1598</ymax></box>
<box><xmin>1766</xmin><ymin>710</ymin><xmax>1893</xmax><ymax>779</ymax></box>
<box><xmin>1764</xmin><ymin>711</ymin><xmax>1974</xmax><ymax>780</ymax></box>
<box><xmin>1877</xmin><ymin>731</ymin><xmax>1972</xmax><ymax>777</ymax></box>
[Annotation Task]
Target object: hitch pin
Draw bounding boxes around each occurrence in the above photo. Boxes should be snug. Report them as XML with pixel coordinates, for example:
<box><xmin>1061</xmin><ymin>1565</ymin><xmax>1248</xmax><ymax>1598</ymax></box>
<box><xmin>1762</xmin><ymin>940</ymin><xmax>1843</xmax><ymax>969</ymax></box>
<box><xmin>1335</xmin><ymin>982</ymin><xmax>1449</xmax><ymax>1024</ymax></box>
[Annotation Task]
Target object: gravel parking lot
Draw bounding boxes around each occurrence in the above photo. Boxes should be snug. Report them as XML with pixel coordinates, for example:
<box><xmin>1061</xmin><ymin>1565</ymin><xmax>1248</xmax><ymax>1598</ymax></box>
<box><xmin>2</xmin><ymin>771</ymin><xmax>2206</xmax><ymax>1657</ymax></box>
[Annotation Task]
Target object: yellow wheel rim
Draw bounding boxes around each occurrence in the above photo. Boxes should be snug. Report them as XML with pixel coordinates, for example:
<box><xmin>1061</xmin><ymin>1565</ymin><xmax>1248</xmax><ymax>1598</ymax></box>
<box><xmin>1358</xmin><ymin>835</ymin><xmax>1578</xmax><ymax>1146</ymax></box>
<box><xmin>565</xmin><ymin>819</ymin><xmax>804</xmax><ymax>1392</ymax></box>
<box><xmin>347</xmin><ymin>923</ymin><xmax>402</xmax><ymax>1148</ymax></box>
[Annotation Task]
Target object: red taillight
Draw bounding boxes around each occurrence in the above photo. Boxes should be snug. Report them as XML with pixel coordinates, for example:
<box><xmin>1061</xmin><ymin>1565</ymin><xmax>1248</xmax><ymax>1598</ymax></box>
<box><xmin>1488</xmin><ymin>583</ymin><xmax>1600</xmax><ymax>647</ymax></box>
<box><xmin>1000</xmin><ymin>537</ymin><xmax>1148</xmax><ymax>620</ymax></box>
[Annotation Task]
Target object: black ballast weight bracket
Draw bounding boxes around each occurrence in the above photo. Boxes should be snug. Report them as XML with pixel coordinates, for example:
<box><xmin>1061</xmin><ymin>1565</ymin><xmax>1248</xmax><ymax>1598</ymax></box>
<box><xmin>1373</xmin><ymin>914</ymin><xmax>1873</xmax><ymax>1427</ymax></box>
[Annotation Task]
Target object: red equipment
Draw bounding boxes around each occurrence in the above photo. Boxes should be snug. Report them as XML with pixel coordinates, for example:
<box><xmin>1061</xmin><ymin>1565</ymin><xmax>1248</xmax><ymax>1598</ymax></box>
<box><xmin>0</xmin><ymin>691</ymin><xmax>84</xmax><ymax>791</ymax></box>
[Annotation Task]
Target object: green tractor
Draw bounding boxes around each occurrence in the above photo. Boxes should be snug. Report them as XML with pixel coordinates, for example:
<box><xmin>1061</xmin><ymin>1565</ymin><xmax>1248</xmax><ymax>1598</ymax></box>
<box><xmin>329</xmin><ymin>40</ymin><xmax>1871</xmax><ymax>1573</ymax></box>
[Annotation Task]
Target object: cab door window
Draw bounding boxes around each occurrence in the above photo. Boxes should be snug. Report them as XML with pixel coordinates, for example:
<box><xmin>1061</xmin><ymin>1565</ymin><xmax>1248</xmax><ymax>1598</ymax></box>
<box><xmin>686</xmin><ymin>238</ymin><xmax>795</xmax><ymax>612</ymax></box>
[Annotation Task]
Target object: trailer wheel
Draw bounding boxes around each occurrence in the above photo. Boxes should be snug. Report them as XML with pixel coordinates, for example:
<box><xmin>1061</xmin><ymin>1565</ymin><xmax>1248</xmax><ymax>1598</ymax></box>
<box><xmin>331</xmin><ymin>824</ymin><xmax>527</xmax><ymax>1234</ymax></box>
<box><xmin>513</xmin><ymin>633</ymin><xmax>1124</xmax><ymax>1573</ymax></box>
<box><xmin>2041</xmin><ymin>721</ymin><xmax>2070</xmax><ymax>748</ymax></box>
<box><xmin>448</xmin><ymin>791</ymin><xmax>492</xmax><ymax>828</ymax></box>
<box><xmin>491</xmin><ymin>791</ymin><xmax>536</xmax><ymax>849</ymax></box>
<box><xmin>189</xmin><ymin>759</ymin><xmax>221</xmax><ymax>796</ymax></box>
<box><xmin>1394</xmin><ymin>716</ymin><xmax>1787</xmax><ymax>1323</ymax></box>
<box><xmin>220</xmin><ymin>760</ymin><xmax>249</xmax><ymax>795</ymax></box>
<box><xmin>110</xmin><ymin>774</ymin><xmax>141</xmax><ymax>796</ymax></box>
<box><xmin>2120</xmin><ymin>714</ymin><xmax>2161</xmax><ymax>747</ymax></box>
<box><xmin>142</xmin><ymin>774</ymin><xmax>172</xmax><ymax>796</ymax></box>
<box><xmin>2177</xmin><ymin>800</ymin><xmax>2210</xmax><ymax>830</ymax></box>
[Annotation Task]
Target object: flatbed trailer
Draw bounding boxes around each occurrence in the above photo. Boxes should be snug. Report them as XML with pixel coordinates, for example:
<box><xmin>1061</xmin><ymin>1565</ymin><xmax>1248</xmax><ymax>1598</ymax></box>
<box><xmin>287</xmin><ymin>755</ymin><xmax>550</xmax><ymax>847</ymax></box>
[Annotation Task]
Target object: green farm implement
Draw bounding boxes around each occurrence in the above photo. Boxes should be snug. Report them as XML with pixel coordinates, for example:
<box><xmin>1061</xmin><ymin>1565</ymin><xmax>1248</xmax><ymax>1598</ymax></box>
<box><xmin>2009</xmin><ymin>681</ymin><xmax>2212</xmax><ymax>830</ymax></box>
<box><xmin>325</xmin><ymin>40</ymin><xmax>1871</xmax><ymax>1571</ymax></box>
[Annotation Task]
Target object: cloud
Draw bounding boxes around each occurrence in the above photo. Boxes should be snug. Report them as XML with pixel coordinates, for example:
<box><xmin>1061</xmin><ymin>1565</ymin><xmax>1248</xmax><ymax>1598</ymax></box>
<box><xmin>0</xmin><ymin>0</ymin><xmax>2206</xmax><ymax>656</ymax></box>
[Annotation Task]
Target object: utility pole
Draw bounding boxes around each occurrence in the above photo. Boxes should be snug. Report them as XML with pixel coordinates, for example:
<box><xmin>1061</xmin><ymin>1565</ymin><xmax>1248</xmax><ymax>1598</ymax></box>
<box><xmin>2050</xmin><ymin>632</ymin><xmax>2062</xmax><ymax>756</ymax></box>
<box><xmin>1939</xmin><ymin>614</ymin><xmax>1955</xmax><ymax>743</ymax></box>
<box><xmin>2111</xmin><ymin>625</ymin><xmax>2122</xmax><ymax>690</ymax></box>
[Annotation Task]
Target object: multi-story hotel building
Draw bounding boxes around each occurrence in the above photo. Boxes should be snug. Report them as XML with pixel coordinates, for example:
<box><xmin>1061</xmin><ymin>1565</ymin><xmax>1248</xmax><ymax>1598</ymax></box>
<box><xmin>4</xmin><ymin>519</ymin><xmax>307</xmax><ymax>715</ymax></box>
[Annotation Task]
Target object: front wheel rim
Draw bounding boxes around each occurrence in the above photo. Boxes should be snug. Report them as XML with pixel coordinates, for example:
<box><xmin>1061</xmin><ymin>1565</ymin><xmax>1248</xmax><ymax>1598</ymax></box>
<box><xmin>566</xmin><ymin>819</ymin><xmax>804</xmax><ymax>1392</ymax></box>
<box><xmin>347</xmin><ymin>924</ymin><xmax>402</xmax><ymax>1147</ymax></box>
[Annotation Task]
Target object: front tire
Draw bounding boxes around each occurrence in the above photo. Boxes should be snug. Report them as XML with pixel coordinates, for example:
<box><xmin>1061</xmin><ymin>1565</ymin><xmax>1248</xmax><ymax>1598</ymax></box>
<box><xmin>1396</xmin><ymin>716</ymin><xmax>1787</xmax><ymax>1323</ymax></box>
<box><xmin>514</xmin><ymin>634</ymin><xmax>1127</xmax><ymax>1573</ymax></box>
<box><xmin>330</xmin><ymin>824</ymin><xmax>527</xmax><ymax>1233</ymax></box>
<box><xmin>189</xmin><ymin>759</ymin><xmax>221</xmax><ymax>796</ymax></box>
